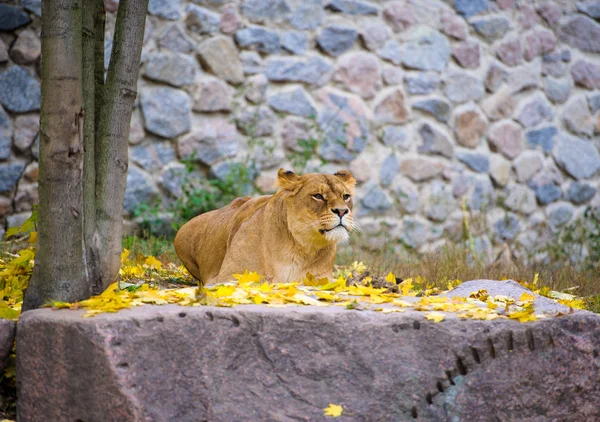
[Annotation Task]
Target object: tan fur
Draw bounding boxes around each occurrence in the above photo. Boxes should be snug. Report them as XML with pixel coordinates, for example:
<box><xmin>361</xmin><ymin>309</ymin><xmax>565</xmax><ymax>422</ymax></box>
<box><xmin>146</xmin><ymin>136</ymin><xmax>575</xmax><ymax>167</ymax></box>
<box><xmin>174</xmin><ymin>169</ymin><xmax>356</xmax><ymax>284</ymax></box>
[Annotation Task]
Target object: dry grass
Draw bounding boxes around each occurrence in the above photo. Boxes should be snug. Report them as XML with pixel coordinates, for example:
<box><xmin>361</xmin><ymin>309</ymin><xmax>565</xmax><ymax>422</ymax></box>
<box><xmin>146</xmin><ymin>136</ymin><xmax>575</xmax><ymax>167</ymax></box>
<box><xmin>337</xmin><ymin>235</ymin><xmax>600</xmax><ymax>311</ymax></box>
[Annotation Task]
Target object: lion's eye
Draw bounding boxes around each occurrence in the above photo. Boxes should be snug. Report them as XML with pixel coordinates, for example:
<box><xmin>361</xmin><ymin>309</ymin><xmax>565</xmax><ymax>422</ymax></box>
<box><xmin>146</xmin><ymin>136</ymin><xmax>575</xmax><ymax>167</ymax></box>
<box><xmin>313</xmin><ymin>194</ymin><xmax>324</xmax><ymax>200</ymax></box>
<box><xmin>343</xmin><ymin>194</ymin><xmax>351</xmax><ymax>201</ymax></box>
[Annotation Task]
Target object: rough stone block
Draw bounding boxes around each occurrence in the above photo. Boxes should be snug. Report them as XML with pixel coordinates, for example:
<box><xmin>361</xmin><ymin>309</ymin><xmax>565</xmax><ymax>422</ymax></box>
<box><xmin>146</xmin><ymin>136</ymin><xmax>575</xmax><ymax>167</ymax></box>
<box><xmin>18</xmin><ymin>284</ymin><xmax>600</xmax><ymax>421</ymax></box>
<box><xmin>0</xmin><ymin>318</ymin><xmax>15</xmax><ymax>372</ymax></box>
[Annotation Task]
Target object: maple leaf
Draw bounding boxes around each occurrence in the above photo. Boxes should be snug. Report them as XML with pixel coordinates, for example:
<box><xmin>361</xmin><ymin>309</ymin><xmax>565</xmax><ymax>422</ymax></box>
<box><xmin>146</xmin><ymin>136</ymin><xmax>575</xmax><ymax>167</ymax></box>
<box><xmin>324</xmin><ymin>404</ymin><xmax>343</xmax><ymax>417</ymax></box>
<box><xmin>233</xmin><ymin>270</ymin><xmax>261</xmax><ymax>286</ymax></box>
<box><xmin>302</xmin><ymin>273</ymin><xmax>329</xmax><ymax>287</ymax></box>
<box><xmin>399</xmin><ymin>278</ymin><xmax>415</xmax><ymax>296</ymax></box>
<box><xmin>144</xmin><ymin>256</ymin><xmax>162</xmax><ymax>270</ymax></box>
<box><xmin>519</xmin><ymin>292</ymin><xmax>535</xmax><ymax>302</ymax></box>
<box><xmin>425</xmin><ymin>312</ymin><xmax>445</xmax><ymax>323</ymax></box>
<box><xmin>385</xmin><ymin>272</ymin><xmax>396</xmax><ymax>284</ymax></box>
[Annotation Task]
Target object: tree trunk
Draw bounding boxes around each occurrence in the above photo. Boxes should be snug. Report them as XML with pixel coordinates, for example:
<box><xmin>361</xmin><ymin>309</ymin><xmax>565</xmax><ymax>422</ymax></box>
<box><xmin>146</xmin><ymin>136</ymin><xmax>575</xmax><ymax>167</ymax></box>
<box><xmin>95</xmin><ymin>0</ymin><xmax>148</xmax><ymax>291</ymax></box>
<box><xmin>23</xmin><ymin>0</ymin><xmax>148</xmax><ymax>310</ymax></box>
<box><xmin>23</xmin><ymin>0</ymin><xmax>89</xmax><ymax>310</ymax></box>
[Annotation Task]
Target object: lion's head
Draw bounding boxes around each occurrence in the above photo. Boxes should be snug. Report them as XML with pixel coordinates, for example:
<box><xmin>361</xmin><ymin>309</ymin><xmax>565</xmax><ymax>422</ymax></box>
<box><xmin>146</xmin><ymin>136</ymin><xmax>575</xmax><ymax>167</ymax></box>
<box><xmin>277</xmin><ymin>168</ymin><xmax>357</xmax><ymax>248</ymax></box>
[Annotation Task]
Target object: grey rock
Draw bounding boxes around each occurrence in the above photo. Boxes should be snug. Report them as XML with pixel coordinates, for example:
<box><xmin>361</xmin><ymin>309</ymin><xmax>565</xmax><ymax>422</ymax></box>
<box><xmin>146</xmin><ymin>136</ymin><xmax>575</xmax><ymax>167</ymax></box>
<box><xmin>413</xmin><ymin>98</ymin><xmax>451</xmax><ymax>123</ymax></box>
<box><xmin>144</xmin><ymin>52</ymin><xmax>197</xmax><ymax>87</ymax></box>
<box><xmin>493</xmin><ymin>213</ymin><xmax>520</xmax><ymax>240</ymax></box>
<box><xmin>327</xmin><ymin>0</ymin><xmax>377</xmax><ymax>15</ymax></box>
<box><xmin>453</xmin><ymin>108</ymin><xmax>487</xmax><ymax>149</ymax></box>
<box><xmin>525</xmin><ymin>126</ymin><xmax>557</xmax><ymax>153</ymax></box>
<box><xmin>447</xmin><ymin>279</ymin><xmax>571</xmax><ymax>315</ymax></box>
<box><xmin>559</xmin><ymin>15</ymin><xmax>600</xmax><ymax>53</ymax></box>
<box><xmin>148</xmin><ymin>0</ymin><xmax>181</xmax><ymax>20</ymax></box>
<box><xmin>317</xmin><ymin>88</ymin><xmax>368</xmax><ymax>161</ymax></box>
<box><xmin>398</xmin><ymin>216</ymin><xmax>430</xmax><ymax>248</ymax></box>
<box><xmin>457</xmin><ymin>151</ymin><xmax>489</xmax><ymax>173</ymax></box>
<box><xmin>240</xmin><ymin>0</ymin><xmax>291</xmax><ymax>23</ymax></box>
<box><xmin>466</xmin><ymin>174</ymin><xmax>495</xmax><ymax>211</ymax></box>
<box><xmin>0</xmin><ymin>162</ymin><xmax>25</xmax><ymax>193</ymax></box>
<box><xmin>236</xmin><ymin>106</ymin><xmax>277</xmax><ymax>137</ymax></box>
<box><xmin>577</xmin><ymin>1</ymin><xmax>600</xmax><ymax>19</ymax></box>
<box><xmin>515</xmin><ymin>94</ymin><xmax>553</xmax><ymax>128</ymax></box>
<box><xmin>589</xmin><ymin>94</ymin><xmax>600</xmax><ymax>114</ymax></box>
<box><xmin>547</xmin><ymin>201</ymin><xmax>575</xmax><ymax>229</ymax></box>
<box><xmin>219</xmin><ymin>5</ymin><xmax>242</xmax><ymax>35</ymax></box>
<box><xmin>567</xmin><ymin>182</ymin><xmax>597</xmax><ymax>205</ymax></box>
<box><xmin>244</xmin><ymin>74</ymin><xmax>268</xmax><ymax>104</ymax></box>
<box><xmin>504</xmin><ymin>184</ymin><xmax>537</xmax><ymax>214</ymax></box>
<box><xmin>422</xmin><ymin>180</ymin><xmax>454</xmax><ymax>222</ymax></box>
<box><xmin>13</xmin><ymin>114</ymin><xmax>39</xmax><ymax>153</ymax></box>
<box><xmin>186</xmin><ymin>4</ymin><xmax>220</xmax><ymax>34</ymax></box>
<box><xmin>158</xmin><ymin>24</ymin><xmax>195</xmax><ymax>54</ymax></box>
<box><xmin>267</xmin><ymin>87</ymin><xmax>316</xmax><ymax>117</ymax></box>
<box><xmin>542</xmin><ymin>49</ymin><xmax>571</xmax><ymax>78</ymax></box>
<box><xmin>488</xmin><ymin>120</ymin><xmax>523</xmax><ymax>159</ymax></box>
<box><xmin>210</xmin><ymin>161</ymin><xmax>257</xmax><ymax>183</ymax></box>
<box><xmin>281</xmin><ymin>31</ymin><xmax>308</xmax><ymax>55</ymax></box>
<box><xmin>123</xmin><ymin>166</ymin><xmax>160</xmax><ymax>213</ymax></box>
<box><xmin>240</xmin><ymin>51</ymin><xmax>262</xmax><ymax>75</ymax></box>
<box><xmin>31</xmin><ymin>134</ymin><xmax>39</xmax><ymax>160</ymax></box>
<box><xmin>177</xmin><ymin>117</ymin><xmax>239</xmax><ymax>165</ymax></box>
<box><xmin>418</xmin><ymin>123</ymin><xmax>453</xmax><ymax>158</ymax></box>
<box><xmin>0</xmin><ymin>105</ymin><xmax>12</xmax><ymax>160</ymax></box>
<box><xmin>404</xmin><ymin>72</ymin><xmax>439</xmax><ymax>95</ymax></box>
<box><xmin>382</xmin><ymin>64</ymin><xmax>403</xmax><ymax>86</ymax></box>
<box><xmin>334</xmin><ymin>52</ymin><xmax>382</xmax><ymax>99</ymax></box>
<box><xmin>0</xmin><ymin>4</ymin><xmax>30</xmax><ymax>30</ymax></box>
<box><xmin>10</xmin><ymin>29</ymin><xmax>41</xmax><ymax>65</ymax></box>
<box><xmin>22</xmin><ymin>0</ymin><xmax>42</xmax><ymax>16</ymax></box>
<box><xmin>485</xmin><ymin>64</ymin><xmax>509</xmax><ymax>93</ymax></box>
<box><xmin>288</xmin><ymin>0</ymin><xmax>325</xmax><ymax>30</ymax></box>
<box><xmin>0</xmin><ymin>40</ymin><xmax>8</xmax><ymax>64</ymax></box>
<box><xmin>0</xmin><ymin>319</ymin><xmax>15</xmax><ymax>373</ymax></box>
<box><xmin>452</xmin><ymin>40</ymin><xmax>480</xmax><ymax>69</ymax></box>
<box><xmin>192</xmin><ymin>77</ymin><xmax>234</xmax><ymax>112</ymax></box>
<box><xmin>381</xmin><ymin>126</ymin><xmax>410</xmax><ymax>150</ymax></box>
<box><xmin>0</xmin><ymin>66</ymin><xmax>40</xmax><ymax>113</ymax></box>
<box><xmin>553</xmin><ymin>133</ymin><xmax>600</xmax><ymax>180</ymax></box>
<box><xmin>495</xmin><ymin>37</ymin><xmax>522</xmax><ymax>67</ymax></box>
<box><xmin>471</xmin><ymin>16</ymin><xmax>510</xmax><ymax>40</ymax></box>
<box><xmin>140</xmin><ymin>87</ymin><xmax>191</xmax><ymax>139</ymax></box>
<box><xmin>372</xmin><ymin>87</ymin><xmax>409</xmax><ymax>125</ymax></box>
<box><xmin>400</xmin><ymin>27</ymin><xmax>451</xmax><ymax>71</ymax></box>
<box><xmin>104</xmin><ymin>36</ymin><xmax>113</xmax><ymax>70</ymax></box>
<box><xmin>235</xmin><ymin>26</ymin><xmax>280</xmax><ymax>54</ymax></box>
<box><xmin>377</xmin><ymin>40</ymin><xmax>402</xmax><ymax>65</ymax></box>
<box><xmin>400</xmin><ymin>158</ymin><xmax>445</xmax><ymax>182</ymax></box>
<box><xmin>562</xmin><ymin>96</ymin><xmax>594</xmax><ymax>137</ymax></box>
<box><xmin>532</xmin><ymin>182</ymin><xmax>562</xmax><ymax>205</ymax></box>
<box><xmin>21</xmin><ymin>302</ymin><xmax>600</xmax><ymax>421</ymax></box>
<box><xmin>159</xmin><ymin>162</ymin><xmax>188</xmax><ymax>198</ymax></box>
<box><xmin>359</xmin><ymin>19</ymin><xmax>392</xmax><ymax>51</ymax></box>
<box><xmin>131</xmin><ymin>142</ymin><xmax>176</xmax><ymax>172</ymax></box>
<box><xmin>265</xmin><ymin>55</ymin><xmax>333</xmax><ymax>86</ymax></box>
<box><xmin>571</xmin><ymin>56</ymin><xmax>600</xmax><ymax>86</ymax></box>
<box><xmin>489</xmin><ymin>154</ymin><xmax>511</xmax><ymax>187</ymax></box>
<box><xmin>513</xmin><ymin>151</ymin><xmax>543</xmax><ymax>183</ymax></box>
<box><xmin>360</xmin><ymin>184</ymin><xmax>393</xmax><ymax>212</ymax></box>
<box><xmin>317</xmin><ymin>25</ymin><xmax>357</xmax><ymax>57</ymax></box>
<box><xmin>379</xmin><ymin>154</ymin><xmax>399</xmax><ymax>187</ymax></box>
<box><xmin>197</xmin><ymin>36</ymin><xmax>245</xmax><ymax>85</ymax></box>
<box><xmin>443</xmin><ymin>72</ymin><xmax>484</xmax><ymax>103</ymax></box>
<box><xmin>392</xmin><ymin>178</ymin><xmax>419</xmax><ymax>213</ymax></box>
<box><xmin>543</xmin><ymin>77</ymin><xmax>570</xmax><ymax>105</ymax></box>
<box><xmin>454</xmin><ymin>0</ymin><xmax>488</xmax><ymax>18</ymax></box>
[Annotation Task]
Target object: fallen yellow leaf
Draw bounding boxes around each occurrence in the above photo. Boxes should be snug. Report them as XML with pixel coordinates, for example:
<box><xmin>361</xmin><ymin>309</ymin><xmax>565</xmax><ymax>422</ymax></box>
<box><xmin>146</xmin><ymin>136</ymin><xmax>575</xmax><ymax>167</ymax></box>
<box><xmin>324</xmin><ymin>404</ymin><xmax>343</xmax><ymax>417</ymax></box>
<box><xmin>425</xmin><ymin>312</ymin><xmax>445</xmax><ymax>323</ymax></box>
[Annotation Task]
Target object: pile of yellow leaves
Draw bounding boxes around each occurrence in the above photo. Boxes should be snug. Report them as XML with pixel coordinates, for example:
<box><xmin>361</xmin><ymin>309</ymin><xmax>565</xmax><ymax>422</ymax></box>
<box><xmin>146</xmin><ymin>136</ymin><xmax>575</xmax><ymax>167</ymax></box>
<box><xmin>0</xmin><ymin>249</ymin><xmax>586</xmax><ymax>322</ymax></box>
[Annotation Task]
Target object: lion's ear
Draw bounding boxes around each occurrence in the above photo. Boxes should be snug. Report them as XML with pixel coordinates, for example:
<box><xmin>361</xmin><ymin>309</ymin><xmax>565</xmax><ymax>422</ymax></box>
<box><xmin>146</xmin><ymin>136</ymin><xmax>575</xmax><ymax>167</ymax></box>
<box><xmin>277</xmin><ymin>168</ymin><xmax>302</xmax><ymax>191</ymax></box>
<box><xmin>334</xmin><ymin>170</ymin><xmax>356</xmax><ymax>188</ymax></box>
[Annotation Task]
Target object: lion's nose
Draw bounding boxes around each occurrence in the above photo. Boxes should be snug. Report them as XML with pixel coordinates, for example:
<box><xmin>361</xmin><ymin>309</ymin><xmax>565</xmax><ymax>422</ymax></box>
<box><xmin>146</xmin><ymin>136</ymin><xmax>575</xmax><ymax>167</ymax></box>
<box><xmin>331</xmin><ymin>208</ymin><xmax>349</xmax><ymax>218</ymax></box>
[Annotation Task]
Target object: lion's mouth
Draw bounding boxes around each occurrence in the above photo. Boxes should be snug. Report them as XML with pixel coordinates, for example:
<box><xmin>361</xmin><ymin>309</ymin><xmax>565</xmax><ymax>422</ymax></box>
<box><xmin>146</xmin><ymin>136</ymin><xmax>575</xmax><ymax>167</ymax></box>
<box><xmin>319</xmin><ymin>224</ymin><xmax>349</xmax><ymax>234</ymax></box>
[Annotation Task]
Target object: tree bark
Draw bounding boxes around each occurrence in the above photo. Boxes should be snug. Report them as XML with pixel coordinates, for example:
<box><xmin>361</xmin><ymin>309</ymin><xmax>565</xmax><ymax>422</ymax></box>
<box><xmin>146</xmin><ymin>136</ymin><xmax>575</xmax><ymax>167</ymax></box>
<box><xmin>23</xmin><ymin>0</ymin><xmax>148</xmax><ymax>310</ymax></box>
<box><xmin>95</xmin><ymin>0</ymin><xmax>148</xmax><ymax>291</ymax></box>
<box><xmin>23</xmin><ymin>0</ymin><xmax>89</xmax><ymax>309</ymax></box>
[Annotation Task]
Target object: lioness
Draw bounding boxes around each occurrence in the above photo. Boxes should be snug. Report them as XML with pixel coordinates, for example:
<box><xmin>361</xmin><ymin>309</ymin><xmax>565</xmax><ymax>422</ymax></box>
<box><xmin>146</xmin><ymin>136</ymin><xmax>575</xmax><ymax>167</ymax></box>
<box><xmin>174</xmin><ymin>168</ymin><xmax>356</xmax><ymax>285</ymax></box>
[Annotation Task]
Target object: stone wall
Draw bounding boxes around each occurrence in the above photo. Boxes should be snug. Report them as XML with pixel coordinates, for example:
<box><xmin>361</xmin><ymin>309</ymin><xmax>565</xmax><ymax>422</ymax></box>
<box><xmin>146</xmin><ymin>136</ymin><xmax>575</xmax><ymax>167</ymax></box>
<box><xmin>1</xmin><ymin>0</ymin><xmax>600</xmax><ymax>261</ymax></box>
